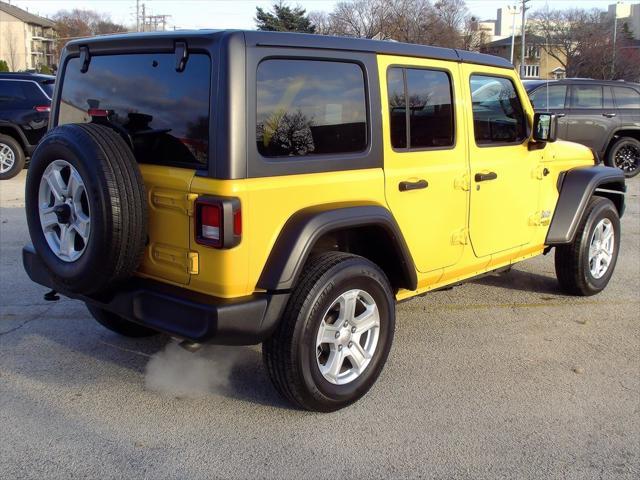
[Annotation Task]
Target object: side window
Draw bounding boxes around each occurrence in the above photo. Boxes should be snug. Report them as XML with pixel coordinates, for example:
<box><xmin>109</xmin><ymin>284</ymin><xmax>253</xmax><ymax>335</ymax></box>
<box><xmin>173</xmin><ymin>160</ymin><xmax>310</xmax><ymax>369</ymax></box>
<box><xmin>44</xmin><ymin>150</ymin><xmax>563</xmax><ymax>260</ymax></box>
<box><xmin>529</xmin><ymin>85</ymin><xmax>567</xmax><ymax>110</ymax></box>
<box><xmin>0</xmin><ymin>81</ymin><xmax>28</xmax><ymax>106</ymax></box>
<box><xmin>571</xmin><ymin>85</ymin><xmax>603</xmax><ymax>109</ymax></box>
<box><xmin>613</xmin><ymin>87</ymin><xmax>640</xmax><ymax>108</ymax></box>
<box><xmin>387</xmin><ymin>67</ymin><xmax>454</xmax><ymax>150</ymax></box>
<box><xmin>470</xmin><ymin>75</ymin><xmax>527</xmax><ymax>145</ymax></box>
<box><xmin>256</xmin><ymin>59</ymin><xmax>367</xmax><ymax>158</ymax></box>
<box><xmin>387</xmin><ymin>68</ymin><xmax>407</xmax><ymax>149</ymax></box>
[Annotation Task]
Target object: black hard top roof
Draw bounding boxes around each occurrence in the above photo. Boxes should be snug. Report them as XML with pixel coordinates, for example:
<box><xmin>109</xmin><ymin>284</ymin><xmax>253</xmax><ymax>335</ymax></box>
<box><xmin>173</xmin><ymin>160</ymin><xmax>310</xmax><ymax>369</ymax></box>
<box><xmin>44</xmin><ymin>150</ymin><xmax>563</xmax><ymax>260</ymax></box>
<box><xmin>66</xmin><ymin>29</ymin><xmax>514</xmax><ymax>70</ymax></box>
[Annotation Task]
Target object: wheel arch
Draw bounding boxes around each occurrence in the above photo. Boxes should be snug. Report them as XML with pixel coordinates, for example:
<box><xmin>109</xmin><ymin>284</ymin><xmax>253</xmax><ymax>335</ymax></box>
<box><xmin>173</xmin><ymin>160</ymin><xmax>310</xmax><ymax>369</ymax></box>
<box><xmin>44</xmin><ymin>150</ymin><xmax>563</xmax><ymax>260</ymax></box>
<box><xmin>546</xmin><ymin>166</ymin><xmax>625</xmax><ymax>245</ymax></box>
<box><xmin>603</xmin><ymin>127</ymin><xmax>640</xmax><ymax>158</ymax></box>
<box><xmin>256</xmin><ymin>204</ymin><xmax>418</xmax><ymax>292</ymax></box>
<box><xmin>0</xmin><ymin>122</ymin><xmax>29</xmax><ymax>151</ymax></box>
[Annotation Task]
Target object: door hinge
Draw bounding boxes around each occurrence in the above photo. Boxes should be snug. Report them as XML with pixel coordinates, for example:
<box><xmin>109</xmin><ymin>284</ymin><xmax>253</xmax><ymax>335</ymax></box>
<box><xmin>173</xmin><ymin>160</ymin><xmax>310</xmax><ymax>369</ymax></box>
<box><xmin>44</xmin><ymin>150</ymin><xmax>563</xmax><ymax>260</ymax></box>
<box><xmin>533</xmin><ymin>166</ymin><xmax>551</xmax><ymax>180</ymax></box>
<box><xmin>188</xmin><ymin>251</ymin><xmax>199</xmax><ymax>275</ymax></box>
<box><xmin>451</xmin><ymin>228</ymin><xmax>469</xmax><ymax>245</ymax></box>
<box><xmin>529</xmin><ymin>210</ymin><xmax>552</xmax><ymax>226</ymax></box>
<box><xmin>454</xmin><ymin>173</ymin><xmax>470</xmax><ymax>191</ymax></box>
<box><xmin>186</xmin><ymin>193</ymin><xmax>198</xmax><ymax>217</ymax></box>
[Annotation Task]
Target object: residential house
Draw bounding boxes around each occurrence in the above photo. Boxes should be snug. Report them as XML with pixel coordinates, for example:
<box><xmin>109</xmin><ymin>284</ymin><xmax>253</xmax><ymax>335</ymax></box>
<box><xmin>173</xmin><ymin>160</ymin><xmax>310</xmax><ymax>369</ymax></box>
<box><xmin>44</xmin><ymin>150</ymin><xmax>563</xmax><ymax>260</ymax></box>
<box><xmin>0</xmin><ymin>1</ymin><xmax>56</xmax><ymax>71</ymax></box>
<box><xmin>482</xmin><ymin>35</ymin><xmax>567</xmax><ymax>80</ymax></box>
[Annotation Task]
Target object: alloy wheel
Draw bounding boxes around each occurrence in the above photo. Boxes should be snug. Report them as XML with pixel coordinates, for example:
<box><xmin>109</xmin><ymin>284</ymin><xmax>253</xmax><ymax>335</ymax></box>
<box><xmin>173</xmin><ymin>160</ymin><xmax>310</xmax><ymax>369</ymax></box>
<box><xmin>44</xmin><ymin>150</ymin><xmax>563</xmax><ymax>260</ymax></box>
<box><xmin>38</xmin><ymin>159</ymin><xmax>91</xmax><ymax>262</ymax></box>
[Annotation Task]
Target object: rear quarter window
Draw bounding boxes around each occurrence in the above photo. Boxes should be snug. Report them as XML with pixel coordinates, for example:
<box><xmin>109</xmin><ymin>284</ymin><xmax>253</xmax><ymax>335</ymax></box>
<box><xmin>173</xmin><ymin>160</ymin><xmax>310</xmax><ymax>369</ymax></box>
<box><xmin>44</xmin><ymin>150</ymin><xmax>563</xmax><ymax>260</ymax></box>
<box><xmin>613</xmin><ymin>87</ymin><xmax>640</xmax><ymax>109</ymax></box>
<box><xmin>256</xmin><ymin>59</ymin><xmax>367</xmax><ymax>158</ymax></box>
<box><xmin>57</xmin><ymin>53</ymin><xmax>211</xmax><ymax>169</ymax></box>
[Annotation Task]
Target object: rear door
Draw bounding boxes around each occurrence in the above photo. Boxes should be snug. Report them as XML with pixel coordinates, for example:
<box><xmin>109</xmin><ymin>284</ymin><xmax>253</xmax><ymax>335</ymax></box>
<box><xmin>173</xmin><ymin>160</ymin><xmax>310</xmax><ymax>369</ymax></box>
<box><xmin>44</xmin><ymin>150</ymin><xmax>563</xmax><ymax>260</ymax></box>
<box><xmin>57</xmin><ymin>52</ymin><xmax>212</xmax><ymax>285</ymax></box>
<box><xmin>380</xmin><ymin>56</ymin><xmax>468</xmax><ymax>274</ymax></box>
<box><xmin>566</xmin><ymin>84</ymin><xmax>619</xmax><ymax>153</ymax></box>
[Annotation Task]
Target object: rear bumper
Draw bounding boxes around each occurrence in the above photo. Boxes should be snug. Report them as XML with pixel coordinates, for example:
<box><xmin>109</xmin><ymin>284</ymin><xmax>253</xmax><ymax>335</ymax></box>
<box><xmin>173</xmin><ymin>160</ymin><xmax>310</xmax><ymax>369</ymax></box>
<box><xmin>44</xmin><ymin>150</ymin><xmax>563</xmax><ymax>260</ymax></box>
<box><xmin>22</xmin><ymin>245</ymin><xmax>288</xmax><ymax>345</ymax></box>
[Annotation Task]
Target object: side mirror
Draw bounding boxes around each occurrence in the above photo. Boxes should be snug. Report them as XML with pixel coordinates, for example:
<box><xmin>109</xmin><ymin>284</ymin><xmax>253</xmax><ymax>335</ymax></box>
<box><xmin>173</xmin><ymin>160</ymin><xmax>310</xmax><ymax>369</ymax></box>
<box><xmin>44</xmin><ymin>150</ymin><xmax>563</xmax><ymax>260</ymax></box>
<box><xmin>532</xmin><ymin>112</ymin><xmax>558</xmax><ymax>143</ymax></box>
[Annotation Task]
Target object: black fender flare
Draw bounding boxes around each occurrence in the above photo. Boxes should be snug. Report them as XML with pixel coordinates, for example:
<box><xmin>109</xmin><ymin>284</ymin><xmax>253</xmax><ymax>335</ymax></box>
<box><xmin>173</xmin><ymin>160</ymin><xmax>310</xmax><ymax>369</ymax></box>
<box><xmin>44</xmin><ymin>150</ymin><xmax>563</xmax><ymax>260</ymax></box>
<box><xmin>0</xmin><ymin>120</ymin><xmax>30</xmax><ymax>150</ymax></box>
<box><xmin>546</xmin><ymin>166</ymin><xmax>625</xmax><ymax>245</ymax></box>
<box><xmin>257</xmin><ymin>204</ymin><xmax>417</xmax><ymax>292</ymax></box>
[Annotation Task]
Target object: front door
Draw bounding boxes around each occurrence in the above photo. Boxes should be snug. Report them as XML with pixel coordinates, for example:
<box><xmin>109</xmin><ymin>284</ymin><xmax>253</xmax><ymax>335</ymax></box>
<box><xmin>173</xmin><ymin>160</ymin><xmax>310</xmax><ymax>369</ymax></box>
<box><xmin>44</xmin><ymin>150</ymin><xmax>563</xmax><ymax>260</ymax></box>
<box><xmin>528</xmin><ymin>82</ymin><xmax>569</xmax><ymax>139</ymax></box>
<box><xmin>379</xmin><ymin>56</ymin><xmax>468</xmax><ymax>273</ymax></box>
<box><xmin>463</xmin><ymin>66</ymin><xmax>540</xmax><ymax>258</ymax></box>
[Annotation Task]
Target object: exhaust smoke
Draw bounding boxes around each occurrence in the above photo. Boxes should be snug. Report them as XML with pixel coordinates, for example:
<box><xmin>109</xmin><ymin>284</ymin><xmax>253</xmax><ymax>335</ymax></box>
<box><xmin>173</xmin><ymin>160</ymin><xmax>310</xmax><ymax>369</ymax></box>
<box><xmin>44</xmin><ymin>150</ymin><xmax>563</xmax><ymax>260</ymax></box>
<box><xmin>145</xmin><ymin>341</ymin><xmax>247</xmax><ymax>398</ymax></box>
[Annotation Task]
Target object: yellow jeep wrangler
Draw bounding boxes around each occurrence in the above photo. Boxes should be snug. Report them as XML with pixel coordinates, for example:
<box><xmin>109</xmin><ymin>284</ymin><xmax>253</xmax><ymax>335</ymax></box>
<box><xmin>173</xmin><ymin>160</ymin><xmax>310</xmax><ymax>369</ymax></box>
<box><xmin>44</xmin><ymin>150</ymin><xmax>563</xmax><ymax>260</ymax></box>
<box><xmin>23</xmin><ymin>31</ymin><xmax>626</xmax><ymax>411</ymax></box>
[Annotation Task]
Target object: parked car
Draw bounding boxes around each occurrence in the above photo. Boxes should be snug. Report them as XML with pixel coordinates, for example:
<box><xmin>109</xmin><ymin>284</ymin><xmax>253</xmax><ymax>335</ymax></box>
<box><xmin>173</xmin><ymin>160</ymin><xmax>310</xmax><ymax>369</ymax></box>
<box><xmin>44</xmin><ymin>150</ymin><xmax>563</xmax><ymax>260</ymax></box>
<box><xmin>22</xmin><ymin>31</ymin><xmax>625</xmax><ymax>411</ymax></box>
<box><xmin>524</xmin><ymin>78</ymin><xmax>640</xmax><ymax>177</ymax></box>
<box><xmin>0</xmin><ymin>72</ymin><xmax>54</xmax><ymax>180</ymax></box>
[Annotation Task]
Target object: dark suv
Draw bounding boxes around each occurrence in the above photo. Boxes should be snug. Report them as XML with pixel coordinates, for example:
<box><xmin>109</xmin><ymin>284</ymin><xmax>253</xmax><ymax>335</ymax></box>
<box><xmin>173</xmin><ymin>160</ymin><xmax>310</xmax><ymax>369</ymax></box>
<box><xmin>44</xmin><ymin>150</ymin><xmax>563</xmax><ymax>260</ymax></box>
<box><xmin>0</xmin><ymin>73</ymin><xmax>55</xmax><ymax>179</ymax></box>
<box><xmin>524</xmin><ymin>79</ymin><xmax>640</xmax><ymax>177</ymax></box>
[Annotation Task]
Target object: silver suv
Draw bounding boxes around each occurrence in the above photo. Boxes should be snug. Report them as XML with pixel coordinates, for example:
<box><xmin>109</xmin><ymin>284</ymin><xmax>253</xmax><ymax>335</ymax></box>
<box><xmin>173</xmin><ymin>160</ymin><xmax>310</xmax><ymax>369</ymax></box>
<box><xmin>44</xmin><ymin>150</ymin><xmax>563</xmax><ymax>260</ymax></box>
<box><xmin>525</xmin><ymin>79</ymin><xmax>640</xmax><ymax>178</ymax></box>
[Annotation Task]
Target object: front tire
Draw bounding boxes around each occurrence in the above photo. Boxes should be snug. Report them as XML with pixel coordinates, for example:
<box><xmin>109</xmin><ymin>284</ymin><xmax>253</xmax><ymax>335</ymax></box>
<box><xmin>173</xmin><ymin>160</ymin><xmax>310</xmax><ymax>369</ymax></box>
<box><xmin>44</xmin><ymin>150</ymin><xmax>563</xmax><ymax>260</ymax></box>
<box><xmin>606</xmin><ymin>137</ymin><xmax>640</xmax><ymax>178</ymax></box>
<box><xmin>555</xmin><ymin>196</ymin><xmax>620</xmax><ymax>296</ymax></box>
<box><xmin>0</xmin><ymin>134</ymin><xmax>26</xmax><ymax>180</ymax></box>
<box><xmin>263</xmin><ymin>252</ymin><xmax>395</xmax><ymax>412</ymax></box>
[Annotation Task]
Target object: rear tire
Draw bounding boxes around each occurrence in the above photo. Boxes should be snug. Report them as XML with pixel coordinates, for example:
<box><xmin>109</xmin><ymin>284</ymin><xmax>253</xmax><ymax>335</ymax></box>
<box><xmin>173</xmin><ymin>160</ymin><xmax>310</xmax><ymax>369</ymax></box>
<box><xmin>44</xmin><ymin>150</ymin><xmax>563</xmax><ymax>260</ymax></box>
<box><xmin>263</xmin><ymin>252</ymin><xmax>395</xmax><ymax>412</ymax></box>
<box><xmin>555</xmin><ymin>197</ymin><xmax>620</xmax><ymax>296</ymax></box>
<box><xmin>606</xmin><ymin>137</ymin><xmax>640</xmax><ymax>178</ymax></box>
<box><xmin>0</xmin><ymin>134</ymin><xmax>26</xmax><ymax>180</ymax></box>
<box><xmin>87</xmin><ymin>304</ymin><xmax>158</xmax><ymax>338</ymax></box>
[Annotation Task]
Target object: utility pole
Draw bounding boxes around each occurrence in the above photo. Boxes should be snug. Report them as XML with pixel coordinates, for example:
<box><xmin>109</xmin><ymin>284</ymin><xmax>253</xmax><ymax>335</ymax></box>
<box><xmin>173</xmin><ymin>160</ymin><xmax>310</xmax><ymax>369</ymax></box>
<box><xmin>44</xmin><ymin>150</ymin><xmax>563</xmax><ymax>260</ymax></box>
<box><xmin>508</xmin><ymin>5</ymin><xmax>519</xmax><ymax>64</ymax></box>
<box><xmin>141</xmin><ymin>3</ymin><xmax>146</xmax><ymax>32</ymax></box>
<box><xmin>136</xmin><ymin>0</ymin><xmax>140</xmax><ymax>32</ymax></box>
<box><xmin>520</xmin><ymin>0</ymin><xmax>531</xmax><ymax>77</ymax></box>
<box><xmin>611</xmin><ymin>1</ymin><xmax>621</xmax><ymax>79</ymax></box>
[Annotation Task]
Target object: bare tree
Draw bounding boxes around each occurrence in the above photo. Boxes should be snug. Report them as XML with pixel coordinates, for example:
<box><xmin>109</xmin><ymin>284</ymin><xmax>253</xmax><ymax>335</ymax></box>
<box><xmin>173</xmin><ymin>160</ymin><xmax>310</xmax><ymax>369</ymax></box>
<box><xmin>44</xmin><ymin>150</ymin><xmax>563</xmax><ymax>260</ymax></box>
<box><xmin>530</xmin><ymin>6</ymin><xmax>639</xmax><ymax>80</ymax></box>
<box><xmin>310</xmin><ymin>0</ymin><xmax>469</xmax><ymax>48</ymax></box>
<box><xmin>461</xmin><ymin>16</ymin><xmax>490</xmax><ymax>52</ymax></box>
<box><xmin>529</xmin><ymin>8</ymin><xmax>608</xmax><ymax>77</ymax></box>
<box><xmin>3</xmin><ymin>31</ymin><xmax>22</xmax><ymax>71</ymax></box>
<box><xmin>52</xmin><ymin>9</ymin><xmax>129</xmax><ymax>57</ymax></box>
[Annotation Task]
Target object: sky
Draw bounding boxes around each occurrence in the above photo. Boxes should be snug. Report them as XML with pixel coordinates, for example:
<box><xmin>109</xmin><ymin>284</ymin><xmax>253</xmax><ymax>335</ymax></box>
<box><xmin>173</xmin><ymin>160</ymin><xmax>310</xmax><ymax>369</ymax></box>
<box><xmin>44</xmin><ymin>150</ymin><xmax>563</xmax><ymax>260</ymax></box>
<box><xmin>6</xmin><ymin>0</ymin><xmax>629</xmax><ymax>30</ymax></box>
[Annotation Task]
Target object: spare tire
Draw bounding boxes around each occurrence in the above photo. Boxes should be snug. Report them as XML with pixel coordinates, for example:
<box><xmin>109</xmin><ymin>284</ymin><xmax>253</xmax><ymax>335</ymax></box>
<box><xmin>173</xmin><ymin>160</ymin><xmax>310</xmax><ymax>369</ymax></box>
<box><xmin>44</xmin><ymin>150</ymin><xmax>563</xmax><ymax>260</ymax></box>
<box><xmin>25</xmin><ymin>123</ymin><xmax>147</xmax><ymax>294</ymax></box>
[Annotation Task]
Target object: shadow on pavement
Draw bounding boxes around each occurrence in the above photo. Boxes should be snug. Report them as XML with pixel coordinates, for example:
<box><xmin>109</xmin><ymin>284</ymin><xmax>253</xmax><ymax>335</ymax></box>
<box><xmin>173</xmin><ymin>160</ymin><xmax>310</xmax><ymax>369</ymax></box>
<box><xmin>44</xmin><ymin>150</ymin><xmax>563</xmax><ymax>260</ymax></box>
<box><xmin>471</xmin><ymin>268</ymin><xmax>563</xmax><ymax>296</ymax></box>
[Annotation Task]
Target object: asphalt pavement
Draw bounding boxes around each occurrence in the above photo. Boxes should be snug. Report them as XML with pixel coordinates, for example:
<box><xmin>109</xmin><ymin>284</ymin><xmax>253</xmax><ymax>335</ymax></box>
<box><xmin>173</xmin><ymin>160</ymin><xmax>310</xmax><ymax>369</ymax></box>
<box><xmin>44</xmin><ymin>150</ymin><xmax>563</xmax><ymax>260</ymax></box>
<box><xmin>1</xmin><ymin>170</ymin><xmax>638</xmax><ymax>479</ymax></box>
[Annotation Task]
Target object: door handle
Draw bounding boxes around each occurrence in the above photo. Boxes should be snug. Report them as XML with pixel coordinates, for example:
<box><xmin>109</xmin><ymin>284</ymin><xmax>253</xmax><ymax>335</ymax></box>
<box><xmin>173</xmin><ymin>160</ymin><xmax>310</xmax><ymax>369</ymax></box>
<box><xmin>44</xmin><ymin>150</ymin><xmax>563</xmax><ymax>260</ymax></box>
<box><xmin>399</xmin><ymin>179</ymin><xmax>428</xmax><ymax>191</ymax></box>
<box><xmin>474</xmin><ymin>172</ymin><xmax>498</xmax><ymax>182</ymax></box>
<box><xmin>602</xmin><ymin>112</ymin><xmax>617</xmax><ymax>118</ymax></box>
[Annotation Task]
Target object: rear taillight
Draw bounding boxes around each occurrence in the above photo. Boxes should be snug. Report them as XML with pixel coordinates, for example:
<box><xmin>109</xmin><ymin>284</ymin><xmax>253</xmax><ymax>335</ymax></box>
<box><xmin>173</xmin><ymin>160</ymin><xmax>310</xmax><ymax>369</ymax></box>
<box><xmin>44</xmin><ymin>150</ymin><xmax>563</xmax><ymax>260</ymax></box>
<box><xmin>195</xmin><ymin>196</ymin><xmax>241</xmax><ymax>249</ymax></box>
<box><xmin>34</xmin><ymin>105</ymin><xmax>50</xmax><ymax>113</ymax></box>
<box><xmin>87</xmin><ymin>108</ymin><xmax>109</xmax><ymax>117</ymax></box>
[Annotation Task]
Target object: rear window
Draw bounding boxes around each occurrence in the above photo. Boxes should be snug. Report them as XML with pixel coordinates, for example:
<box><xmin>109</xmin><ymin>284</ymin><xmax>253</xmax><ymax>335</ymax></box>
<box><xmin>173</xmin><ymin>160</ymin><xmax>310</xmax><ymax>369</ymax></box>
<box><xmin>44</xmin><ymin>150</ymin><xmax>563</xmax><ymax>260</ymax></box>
<box><xmin>256</xmin><ymin>59</ymin><xmax>367</xmax><ymax>158</ymax></box>
<box><xmin>58</xmin><ymin>53</ymin><xmax>211</xmax><ymax>169</ymax></box>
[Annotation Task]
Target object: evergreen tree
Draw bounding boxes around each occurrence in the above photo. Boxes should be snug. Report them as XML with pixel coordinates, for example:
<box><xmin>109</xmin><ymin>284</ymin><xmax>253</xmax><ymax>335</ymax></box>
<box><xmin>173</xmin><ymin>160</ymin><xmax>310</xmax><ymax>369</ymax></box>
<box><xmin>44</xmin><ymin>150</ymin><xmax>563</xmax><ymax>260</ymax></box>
<box><xmin>255</xmin><ymin>2</ymin><xmax>316</xmax><ymax>33</ymax></box>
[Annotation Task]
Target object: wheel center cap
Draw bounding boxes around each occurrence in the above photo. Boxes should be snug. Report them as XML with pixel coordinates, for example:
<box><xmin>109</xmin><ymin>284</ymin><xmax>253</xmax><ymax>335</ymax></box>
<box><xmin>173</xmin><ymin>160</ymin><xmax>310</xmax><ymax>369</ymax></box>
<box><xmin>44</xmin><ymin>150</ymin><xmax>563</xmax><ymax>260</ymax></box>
<box><xmin>54</xmin><ymin>203</ymin><xmax>72</xmax><ymax>224</ymax></box>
